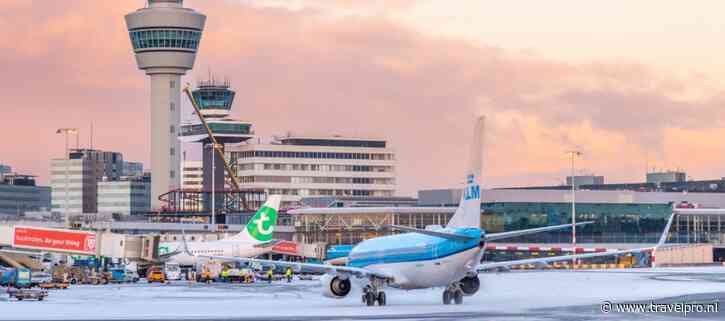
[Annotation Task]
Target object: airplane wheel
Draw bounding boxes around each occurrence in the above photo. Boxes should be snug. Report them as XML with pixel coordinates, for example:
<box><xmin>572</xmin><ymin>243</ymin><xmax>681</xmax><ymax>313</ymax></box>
<box><xmin>453</xmin><ymin>290</ymin><xmax>463</xmax><ymax>305</ymax></box>
<box><xmin>365</xmin><ymin>292</ymin><xmax>376</xmax><ymax>306</ymax></box>
<box><xmin>377</xmin><ymin>292</ymin><xmax>386</xmax><ymax>306</ymax></box>
<box><xmin>442</xmin><ymin>290</ymin><xmax>452</xmax><ymax>305</ymax></box>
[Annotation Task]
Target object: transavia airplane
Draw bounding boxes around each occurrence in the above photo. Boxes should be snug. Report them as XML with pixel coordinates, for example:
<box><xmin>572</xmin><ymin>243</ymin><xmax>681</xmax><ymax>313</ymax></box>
<box><xmin>159</xmin><ymin>195</ymin><xmax>282</xmax><ymax>266</ymax></box>
<box><xmin>188</xmin><ymin>116</ymin><xmax>674</xmax><ymax>306</ymax></box>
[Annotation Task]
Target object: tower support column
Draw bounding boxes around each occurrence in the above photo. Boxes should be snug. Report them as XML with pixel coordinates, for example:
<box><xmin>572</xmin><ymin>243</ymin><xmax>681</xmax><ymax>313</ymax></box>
<box><xmin>149</xmin><ymin>73</ymin><xmax>182</xmax><ymax>208</ymax></box>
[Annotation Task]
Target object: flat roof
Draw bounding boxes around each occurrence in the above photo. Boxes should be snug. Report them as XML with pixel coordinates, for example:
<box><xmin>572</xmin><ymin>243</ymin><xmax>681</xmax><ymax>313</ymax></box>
<box><xmin>288</xmin><ymin>207</ymin><xmax>456</xmax><ymax>215</ymax></box>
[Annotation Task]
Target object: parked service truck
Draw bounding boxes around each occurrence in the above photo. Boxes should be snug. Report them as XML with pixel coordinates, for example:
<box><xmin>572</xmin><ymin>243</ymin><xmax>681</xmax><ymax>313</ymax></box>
<box><xmin>1</xmin><ymin>268</ymin><xmax>32</xmax><ymax>288</ymax></box>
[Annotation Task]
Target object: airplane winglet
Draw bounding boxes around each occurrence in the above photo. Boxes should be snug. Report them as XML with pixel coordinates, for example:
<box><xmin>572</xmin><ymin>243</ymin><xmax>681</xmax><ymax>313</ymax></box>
<box><xmin>656</xmin><ymin>213</ymin><xmax>675</xmax><ymax>248</ymax></box>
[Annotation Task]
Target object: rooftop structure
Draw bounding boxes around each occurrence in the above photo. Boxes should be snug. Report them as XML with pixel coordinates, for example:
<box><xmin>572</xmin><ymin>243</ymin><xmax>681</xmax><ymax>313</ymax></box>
<box><xmin>647</xmin><ymin>170</ymin><xmax>686</xmax><ymax>185</ymax></box>
<box><xmin>566</xmin><ymin>175</ymin><xmax>604</xmax><ymax>186</ymax></box>
<box><xmin>125</xmin><ymin>0</ymin><xmax>206</xmax><ymax>208</ymax></box>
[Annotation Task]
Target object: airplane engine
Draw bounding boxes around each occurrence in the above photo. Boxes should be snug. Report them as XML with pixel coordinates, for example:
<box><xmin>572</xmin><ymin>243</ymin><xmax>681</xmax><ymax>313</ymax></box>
<box><xmin>459</xmin><ymin>275</ymin><xmax>480</xmax><ymax>296</ymax></box>
<box><xmin>321</xmin><ymin>274</ymin><xmax>352</xmax><ymax>298</ymax></box>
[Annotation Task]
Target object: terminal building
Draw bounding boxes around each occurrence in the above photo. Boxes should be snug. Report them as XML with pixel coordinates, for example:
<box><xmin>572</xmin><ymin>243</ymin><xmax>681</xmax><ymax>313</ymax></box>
<box><xmin>287</xmin><ymin>184</ymin><xmax>725</xmax><ymax>254</ymax></box>
<box><xmin>227</xmin><ymin>137</ymin><xmax>397</xmax><ymax>209</ymax></box>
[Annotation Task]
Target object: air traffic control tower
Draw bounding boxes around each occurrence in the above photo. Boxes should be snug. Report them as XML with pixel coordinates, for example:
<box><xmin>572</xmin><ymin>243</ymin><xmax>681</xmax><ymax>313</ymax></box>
<box><xmin>180</xmin><ymin>80</ymin><xmax>254</xmax><ymax>210</ymax></box>
<box><xmin>125</xmin><ymin>0</ymin><xmax>206</xmax><ymax>208</ymax></box>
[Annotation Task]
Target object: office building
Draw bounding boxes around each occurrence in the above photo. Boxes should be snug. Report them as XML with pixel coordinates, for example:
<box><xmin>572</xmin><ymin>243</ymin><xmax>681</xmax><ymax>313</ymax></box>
<box><xmin>0</xmin><ymin>164</ymin><xmax>10</xmax><ymax>174</ymax></box>
<box><xmin>566</xmin><ymin>175</ymin><xmax>604</xmax><ymax>186</ymax></box>
<box><xmin>228</xmin><ymin>136</ymin><xmax>397</xmax><ymax>208</ymax></box>
<box><xmin>181</xmin><ymin>160</ymin><xmax>203</xmax><ymax>191</ymax></box>
<box><xmin>0</xmin><ymin>171</ymin><xmax>51</xmax><ymax>217</ymax></box>
<box><xmin>69</xmin><ymin>149</ymin><xmax>124</xmax><ymax>180</ymax></box>
<box><xmin>51</xmin><ymin>149</ymin><xmax>136</xmax><ymax>215</ymax></box>
<box><xmin>98</xmin><ymin>175</ymin><xmax>151</xmax><ymax>216</ymax></box>
<box><xmin>123</xmin><ymin>161</ymin><xmax>144</xmax><ymax>177</ymax></box>
<box><xmin>125</xmin><ymin>0</ymin><xmax>206</xmax><ymax>208</ymax></box>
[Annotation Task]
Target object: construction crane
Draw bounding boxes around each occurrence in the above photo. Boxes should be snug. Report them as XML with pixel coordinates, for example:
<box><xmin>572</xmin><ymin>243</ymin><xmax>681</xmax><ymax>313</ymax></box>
<box><xmin>182</xmin><ymin>84</ymin><xmax>242</xmax><ymax>191</ymax></box>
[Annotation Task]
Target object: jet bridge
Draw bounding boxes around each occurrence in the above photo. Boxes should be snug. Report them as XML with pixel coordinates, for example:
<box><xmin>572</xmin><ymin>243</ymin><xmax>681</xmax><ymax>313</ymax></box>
<box><xmin>0</xmin><ymin>225</ymin><xmax>160</xmax><ymax>262</ymax></box>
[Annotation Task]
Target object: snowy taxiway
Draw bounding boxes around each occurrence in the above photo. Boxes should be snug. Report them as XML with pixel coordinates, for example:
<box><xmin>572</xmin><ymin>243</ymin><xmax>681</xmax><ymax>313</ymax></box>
<box><xmin>2</xmin><ymin>267</ymin><xmax>725</xmax><ymax>321</ymax></box>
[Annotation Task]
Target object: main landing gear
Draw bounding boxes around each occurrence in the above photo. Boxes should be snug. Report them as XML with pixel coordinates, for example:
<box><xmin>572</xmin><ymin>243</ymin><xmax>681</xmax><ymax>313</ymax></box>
<box><xmin>362</xmin><ymin>279</ymin><xmax>387</xmax><ymax>306</ymax></box>
<box><xmin>442</xmin><ymin>283</ymin><xmax>464</xmax><ymax>305</ymax></box>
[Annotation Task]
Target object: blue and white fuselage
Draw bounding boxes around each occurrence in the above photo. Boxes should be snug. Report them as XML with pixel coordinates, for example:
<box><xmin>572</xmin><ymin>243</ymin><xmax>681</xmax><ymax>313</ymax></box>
<box><xmin>348</xmin><ymin>227</ymin><xmax>483</xmax><ymax>290</ymax></box>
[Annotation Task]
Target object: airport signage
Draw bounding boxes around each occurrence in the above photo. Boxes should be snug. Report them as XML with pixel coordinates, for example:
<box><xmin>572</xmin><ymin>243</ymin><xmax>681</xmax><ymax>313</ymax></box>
<box><xmin>271</xmin><ymin>241</ymin><xmax>299</xmax><ymax>255</ymax></box>
<box><xmin>12</xmin><ymin>226</ymin><xmax>96</xmax><ymax>255</ymax></box>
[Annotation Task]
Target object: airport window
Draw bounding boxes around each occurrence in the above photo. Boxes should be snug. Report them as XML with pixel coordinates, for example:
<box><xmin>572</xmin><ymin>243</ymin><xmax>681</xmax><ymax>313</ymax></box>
<box><xmin>129</xmin><ymin>29</ymin><xmax>201</xmax><ymax>51</ymax></box>
<box><xmin>170</xmin><ymin>147</ymin><xmax>175</xmax><ymax>156</ymax></box>
<box><xmin>170</xmin><ymin>125</ymin><xmax>175</xmax><ymax>134</ymax></box>
<box><xmin>170</xmin><ymin>102</ymin><xmax>175</xmax><ymax>111</ymax></box>
<box><xmin>170</xmin><ymin>80</ymin><xmax>175</xmax><ymax>88</ymax></box>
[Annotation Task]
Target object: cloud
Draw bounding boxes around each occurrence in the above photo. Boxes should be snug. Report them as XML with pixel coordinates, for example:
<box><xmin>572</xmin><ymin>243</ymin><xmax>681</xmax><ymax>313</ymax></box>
<box><xmin>1</xmin><ymin>1</ymin><xmax>723</xmax><ymax>197</ymax></box>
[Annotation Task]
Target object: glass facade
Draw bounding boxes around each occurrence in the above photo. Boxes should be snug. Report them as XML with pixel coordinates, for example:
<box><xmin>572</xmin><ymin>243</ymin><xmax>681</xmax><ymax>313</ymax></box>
<box><xmin>192</xmin><ymin>87</ymin><xmax>235</xmax><ymax>110</ymax></box>
<box><xmin>233</xmin><ymin>150</ymin><xmax>394</xmax><ymax>161</ymax></box>
<box><xmin>481</xmin><ymin>202</ymin><xmax>672</xmax><ymax>243</ymax></box>
<box><xmin>129</xmin><ymin>29</ymin><xmax>201</xmax><ymax>50</ymax></box>
<box><xmin>181</xmin><ymin>123</ymin><xmax>251</xmax><ymax>136</ymax></box>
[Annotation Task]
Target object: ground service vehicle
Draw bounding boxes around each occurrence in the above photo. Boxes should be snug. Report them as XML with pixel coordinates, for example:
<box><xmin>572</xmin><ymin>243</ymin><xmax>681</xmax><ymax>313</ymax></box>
<box><xmin>39</xmin><ymin>282</ymin><xmax>69</xmax><ymax>290</ymax></box>
<box><xmin>147</xmin><ymin>267</ymin><xmax>166</xmax><ymax>283</ymax></box>
<box><xmin>30</xmin><ymin>271</ymin><xmax>52</xmax><ymax>287</ymax></box>
<box><xmin>1</xmin><ymin>268</ymin><xmax>32</xmax><ymax>288</ymax></box>
<box><xmin>164</xmin><ymin>262</ymin><xmax>181</xmax><ymax>280</ymax></box>
<box><xmin>8</xmin><ymin>288</ymin><xmax>48</xmax><ymax>301</ymax></box>
<box><xmin>126</xmin><ymin>269</ymin><xmax>140</xmax><ymax>283</ymax></box>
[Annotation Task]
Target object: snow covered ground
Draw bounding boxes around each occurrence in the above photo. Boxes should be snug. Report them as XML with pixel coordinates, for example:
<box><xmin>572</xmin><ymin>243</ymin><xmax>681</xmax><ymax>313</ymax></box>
<box><xmin>2</xmin><ymin>267</ymin><xmax>725</xmax><ymax>320</ymax></box>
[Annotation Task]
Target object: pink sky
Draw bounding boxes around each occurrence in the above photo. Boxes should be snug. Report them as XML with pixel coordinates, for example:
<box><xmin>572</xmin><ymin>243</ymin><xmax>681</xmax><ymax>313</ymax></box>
<box><xmin>2</xmin><ymin>0</ymin><xmax>725</xmax><ymax>196</ymax></box>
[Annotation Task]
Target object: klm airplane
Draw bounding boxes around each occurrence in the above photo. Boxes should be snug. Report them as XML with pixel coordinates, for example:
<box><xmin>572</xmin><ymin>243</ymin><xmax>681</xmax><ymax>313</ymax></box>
<box><xmin>190</xmin><ymin>117</ymin><xmax>669</xmax><ymax>306</ymax></box>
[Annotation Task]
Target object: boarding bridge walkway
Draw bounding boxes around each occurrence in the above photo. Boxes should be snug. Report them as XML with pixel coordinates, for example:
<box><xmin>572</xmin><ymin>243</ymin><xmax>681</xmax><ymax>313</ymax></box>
<box><xmin>0</xmin><ymin>220</ymin><xmax>296</xmax><ymax>263</ymax></box>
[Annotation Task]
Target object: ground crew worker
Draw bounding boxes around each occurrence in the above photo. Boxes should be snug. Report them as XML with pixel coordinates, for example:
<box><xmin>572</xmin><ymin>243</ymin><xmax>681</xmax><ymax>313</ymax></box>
<box><xmin>266</xmin><ymin>268</ymin><xmax>274</xmax><ymax>284</ymax></box>
<box><xmin>285</xmin><ymin>267</ymin><xmax>293</xmax><ymax>283</ymax></box>
<box><xmin>221</xmin><ymin>269</ymin><xmax>230</xmax><ymax>283</ymax></box>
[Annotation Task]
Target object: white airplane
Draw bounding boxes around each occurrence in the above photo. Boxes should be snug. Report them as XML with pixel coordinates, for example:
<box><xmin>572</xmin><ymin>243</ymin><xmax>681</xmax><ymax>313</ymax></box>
<box><xmin>159</xmin><ymin>195</ymin><xmax>282</xmax><ymax>266</ymax></box>
<box><xmin>189</xmin><ymin>116</ymin><xmax>671</xmax><ymax>306</ymax></box>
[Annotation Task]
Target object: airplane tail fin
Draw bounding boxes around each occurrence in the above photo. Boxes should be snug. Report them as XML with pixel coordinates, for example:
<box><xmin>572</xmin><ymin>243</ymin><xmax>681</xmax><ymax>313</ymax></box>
<box><xmin>227</xmin><ymin>195</ymin><xmax>282</xmax><ymax>244</ymax></box>
<box><xmin>447</xmin><ymin>116</ymin><xmax>484</xmax><ymax>229</ymax></box>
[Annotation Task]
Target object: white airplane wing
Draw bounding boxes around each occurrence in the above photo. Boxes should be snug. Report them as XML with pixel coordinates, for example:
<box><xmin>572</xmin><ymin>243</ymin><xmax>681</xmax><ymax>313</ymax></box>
<box><xmin>484</xmin><ymin>221</ymin><xmax>593</xmax><ymax>241</ymax></box>
<box><xmin>476</xmin><ymin>247</ymin><xmax>653</xmax><ymax>272</ymax></box>
<box><xmin>198</xmin><ymin>255</ymin><xmax>394</xmax><ymax>280</ymax></box>
<box><xmin>479</xmin><ymin>213</ymin><xmax>676</xmax><ymax>271</ymax></box>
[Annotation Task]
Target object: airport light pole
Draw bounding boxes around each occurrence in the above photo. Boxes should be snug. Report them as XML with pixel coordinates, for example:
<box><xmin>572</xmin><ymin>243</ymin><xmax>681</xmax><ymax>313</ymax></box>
<box><xmin>567</xmin><ymin>150</ymin><xmax>582</xmax><ymax>267</ymax></box>
<box><xmin>57</xmin><ymin>128</ymin><xmax>78</xmax><ymax>227</ymax></box>
<box><xmin>210</xmin><ymin>143</ymin><xmax>223</xmax><ymax>231</ymax></box>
